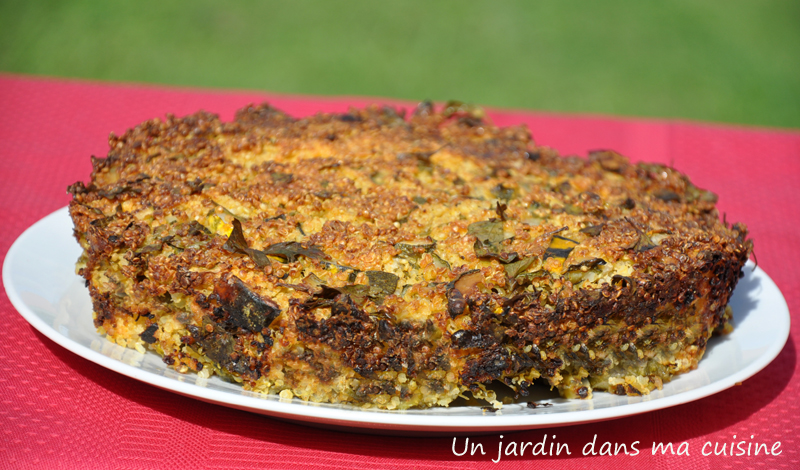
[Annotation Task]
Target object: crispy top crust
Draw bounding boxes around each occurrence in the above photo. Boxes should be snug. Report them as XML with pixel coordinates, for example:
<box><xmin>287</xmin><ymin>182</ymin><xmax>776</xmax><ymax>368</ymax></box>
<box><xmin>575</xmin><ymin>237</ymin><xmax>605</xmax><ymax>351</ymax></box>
<box><xmin>68</xmin><ymin>101</ymin><xmax>752</xmax><ymax>394</ymax></box>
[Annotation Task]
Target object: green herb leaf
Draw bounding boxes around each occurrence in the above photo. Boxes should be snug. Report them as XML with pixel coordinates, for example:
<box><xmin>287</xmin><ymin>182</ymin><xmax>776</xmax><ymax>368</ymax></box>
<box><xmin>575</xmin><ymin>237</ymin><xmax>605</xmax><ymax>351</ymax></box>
<box><xmin>473</xmin><ymin>239</ymin><xmax>518</xmax><ymax>263</ymax></box>
<box><xmin>491</xmin><ymin>184</ymin><xmax>515</xmax><ymax>201</ymax></box>
<box><xmin>366</xmin><ymin>271</ymin><xmax>399</xmax><ymax>297</ymax></box>
<box><xmin>580</xmin><ymin>224</ymin><xmax>604</xmax><ymax>237</ymax></box>
<box><xmin>395</xmin><ymin>241</ymin><xmax>436</xmax><ymax>259</ymax></box>
<box><xmin>653</xmin><ymin>189</ymin><xmax>681</xmax><ymax>202</ymax></box>
<box><xmin>431</xmin><ymin>252</ymin><xmax>451</xmax><ymax>270</ymax></box>
<box><xmin>633</xmin><ymin>232</ymin><xmax>656</xmax><ymax>252</ymax></box>
<box><xmin>566</xmin><ymin>258</ymin><xmax>607</xmax><ymax>271</ymax></box>
<box><xmin>504</xmin><ymin>257</ymin><xmax>534</xmax><ymax>278</ymax></box>
<box><xmin>263</xmin><ymin>241</ymin><xmax>328</xmax><ymax>263</ymax></box>
<box><xmin>589</xmin><ymin>149</ymin><xmax>627</xmax><ymax>173</ymax></box>
<box><xmin>222</xmin><ymin>219</ymin><xmax>271</xmax><ymax>267</ymax></box>
<box><xmin>223</xmin><ymin>219</ymin><xmax>326</xmax><ymax>267</ymax></box>
<box><xmin>270</xmin><ymin>172</ymin><xmax>293</xmax><ymax>184</ymax></box>
<box><xmin>337</xmin><ymin>284</ymin><xmax>373</xmax><ymax>298</ymax></box>
<box><xmin>467</xmin><ymin>220</ymin><xmax>505</xmax><ymax>244</ymax></box>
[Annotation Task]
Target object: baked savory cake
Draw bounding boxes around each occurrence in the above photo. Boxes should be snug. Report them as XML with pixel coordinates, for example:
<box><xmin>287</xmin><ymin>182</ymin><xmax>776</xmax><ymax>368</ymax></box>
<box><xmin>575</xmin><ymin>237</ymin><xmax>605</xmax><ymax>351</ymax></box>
<box><xmin>68</xmin><ymin>101</ymin><xmax>752</xmax><ymax>409</ymax></box>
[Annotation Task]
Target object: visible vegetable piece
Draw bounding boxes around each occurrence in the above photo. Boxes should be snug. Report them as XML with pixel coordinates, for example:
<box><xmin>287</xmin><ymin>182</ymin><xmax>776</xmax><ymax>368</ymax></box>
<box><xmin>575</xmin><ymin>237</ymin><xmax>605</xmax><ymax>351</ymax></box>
<box><xmin>337</xmin><ymin>285</ymin><xmax>373</xmax><ymax>299</ymax></box>
<box><xmin>589</xmin><ymin>149</ymin><xmax>628</xmax><ymax>173</ymax></box>
<box><xmin>491</xmin><ymin>184</ymin><xmax>515</xmax><ymax>201</ymax></box>
<box><xmin>504</xmin><ymin>257</ymin><xmax>534</xmax><ymax>278</ymax></box>
<box><xmin>196</xmin><ymin>317</ymin><xmax>236</xmax><ymax>367</ymax></box>
<box><xmin>544</xmin><ymin>235</ymin><xmax>579</xmax><ymax>260</ymax></box>
<box><xmin>468</xmin><ymin>218</ymin><xmax>520</xmax><ymax>263</ymax></box>
<box><xmin>275</xmin><ymin>281</ymin><xmax>312</xmax><ymax>294</ymax></box>
<box><xmin>611</xmin><ymin>274</ymin><xmax>633</xmax><ymax>287</ymax></box>
<box><xmin>222</xmin><ymin>218</ymin><xmax>318</xmax><ymax>266</ymax></box>
<box><xmin>215</xmin><ymin>275</ymin><xmax>281</xmax><ymax>332</ymax></box>
<box><xmin>580</xmin><ymin>224</ymin><xmax>604</xmax><ymax>237</ymax></box>
<box><xmin>442</xmin><ymin>100</ymin><xmax>485</xmax><ymax>120</ymax></box>
<box><xmin>447</xmin><ymin>289</ymin><xmax>467</xmax><ymax>318</ymax></box>
<box><xmin>186</xmin><ymin>177</ymin><xmax>206</xmax><ymax>194</ymax></box>
<box><xmin>223</xmin><ymin>219</ymin><xmax>271</xmax><ymax>267</ymax></box>
<box><xmin>140</xmin><ymin>324</ymin><xmax>158</xmax><ymax>344</ymax></box>
<box><xmin>399</xmin><ymin>284</ymin><xmax>413</xmax><ymax>297</ymax></box>
<box><xmin>264</xmin><ymin>213</ymin><xmax>287</xmax><ymax>222</ymax></box>
<box><xmin>134</xmin><ymin>244</ymin><xmax>163</xmax><ymax>256</ymax></box>
<box><xmin>263</xmin><ymin>241</ymin><xmax>327</xmax><ymax>263</ymax></box>
<box><xmin>454</xmin><ymin>270</ymin><xmax>484</xmax><ymax>294</ymax></box>
<box><xmin>516</xmin><ymin>269</ymin><xmax>551</xmax><ymax>282</ymax></box>
<box><xmin>318</xmin><ymin>258</ymin><xmax>359</xmax><ymax>274</ymax></box>
<box><xmin>564</xmin><ymin>258</ymin><xmax>607</xmax><ymax>284</ymax></box>
<box><xmin>245</xmin><ymin>248</ymin><xmax>271</xmax><ymax>268</ymax></box>
<box><xmin>97</xmin><ymin>185</ymin><xmax>143</xmax><ymax>200</ymax></box>
<box><xmin>495</xmin><ymin>201</ymin><xmax>508</xmax><ymax>221</ymax></box>
<box><xmin>524</xmin><ymin>216</ymin><xmax>543</xmax><ymax>227</ymax></box>
<box><xmin>303</xmin><ymin>273</ymin><xmax>325</xmax><ymax>291</ymax></box>
<box><xmin>685</xmin><ymin>184</ymin><xmax>719</xmax><ymax>204</ymax></box>
<box><xmin>89</xmin><ymin>214</ymin><xmax>114</xmax><ymax>228</ymax></box>
<box><xmin>633</xmin><ymin>232</ymin><xmax>656</xmax><ymax>252</ymax></box>
<box><xmin>223</xmin><ymin>219</ymin><xmax>248</xmax><ymax>252</ymax></box>
<box><xmin>468</xmin><ymin>220</ymin><xmax>505</xmax><ymax>244</ymax></box>
<box><xmin>544</xmin><ymin>247</ymin><xmax>574</xmax><ymax>259</ymax></box>
<box><xmin>366</xmin><ymin>271</ymin><xmax>399</xmax><ymax>297</ymax></box>
<box><xmin>412</xmin><ymin>196</ymin><xmax>427</xmax><ymax>205</ymax></box>
<box><xmin>314</xmin><ymin>271</ymin><xmax>400</xmax><ymax>305</ymax></box>
<box><xmin>184</xmin><ymin>220</ymin><xmax>212</xmax><ymax>237</ymax></box>
<box><xmin>653</xmin><ymin>189</ymin><xmax>681</xmax><ymax>202</ymax></box>
<box><xmin>395</xmin><ymin>240</ymin><xmax>436</xmax><ymax>259</ymax></box>
<box><xmin>566</xmin><ymin>258</ymin><xmax>607</xmax><ymax>271</ymax></box>
<box><xmin>431</xmin><ymin>252</ymin><xmax>451</xmax><ymax>270</ymax></box>
<box><xmin>473</xmin><ymin>239</ymin><xmax>518</xmax><ymax>263</ymax></box>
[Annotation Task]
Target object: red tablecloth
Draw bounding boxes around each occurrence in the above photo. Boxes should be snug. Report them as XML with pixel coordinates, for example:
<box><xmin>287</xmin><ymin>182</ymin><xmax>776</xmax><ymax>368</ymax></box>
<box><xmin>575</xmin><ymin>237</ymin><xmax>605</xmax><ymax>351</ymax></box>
<box><xmin>1</xmin><ymin>74</ymin><xmax>798</xmax><ymax>469</ymax></box>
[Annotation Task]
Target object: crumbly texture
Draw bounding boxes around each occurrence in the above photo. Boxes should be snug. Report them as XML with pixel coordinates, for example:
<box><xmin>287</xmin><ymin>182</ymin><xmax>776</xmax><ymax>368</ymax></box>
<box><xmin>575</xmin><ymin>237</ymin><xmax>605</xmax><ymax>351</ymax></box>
<box><xmin>68</xmin><ymin>101</ymin><xmax>752</xmax><ymax>409</ymax></box>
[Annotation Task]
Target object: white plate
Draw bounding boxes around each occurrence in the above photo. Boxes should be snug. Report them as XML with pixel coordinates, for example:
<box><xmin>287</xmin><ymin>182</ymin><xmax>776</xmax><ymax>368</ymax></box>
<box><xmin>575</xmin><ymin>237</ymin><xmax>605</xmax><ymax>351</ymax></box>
<box><xmin>3</xmin><ymin>207</ymin><xmax>791</xmax><ymax>434</ymax></box>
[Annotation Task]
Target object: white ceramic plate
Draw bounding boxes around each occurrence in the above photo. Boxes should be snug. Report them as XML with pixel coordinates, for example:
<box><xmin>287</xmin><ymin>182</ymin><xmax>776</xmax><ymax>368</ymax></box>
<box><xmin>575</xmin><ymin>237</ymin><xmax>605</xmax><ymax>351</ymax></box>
<box><xmin>3</xmin><ymin>208</ymin><xmax>791</xmax><ymax>434</ymax></box>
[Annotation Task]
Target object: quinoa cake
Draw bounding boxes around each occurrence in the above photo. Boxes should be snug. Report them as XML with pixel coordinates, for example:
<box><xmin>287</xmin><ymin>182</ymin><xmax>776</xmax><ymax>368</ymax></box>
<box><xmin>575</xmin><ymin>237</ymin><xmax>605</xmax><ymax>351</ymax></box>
<box><xmin>67</xmin><ymin>101</ymin><xmax>752</xmax><ymax>409</ymax></box>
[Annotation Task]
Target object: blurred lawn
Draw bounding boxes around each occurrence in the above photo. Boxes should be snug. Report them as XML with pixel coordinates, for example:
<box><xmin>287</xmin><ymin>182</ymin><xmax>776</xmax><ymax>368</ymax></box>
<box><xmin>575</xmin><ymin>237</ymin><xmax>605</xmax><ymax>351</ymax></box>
<box><xmin>1</xmin><ymin>0</ymin><xmax>799</xmax><ymax>128</ymax></box>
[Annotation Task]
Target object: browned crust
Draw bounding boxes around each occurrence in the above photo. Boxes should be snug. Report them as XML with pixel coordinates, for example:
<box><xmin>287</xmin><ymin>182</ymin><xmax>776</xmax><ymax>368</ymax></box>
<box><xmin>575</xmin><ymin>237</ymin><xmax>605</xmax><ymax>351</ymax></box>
<box><xmin>68</xmin><ymin>101</ymin><xmax>752</xmax><ymax>407</ymax></box>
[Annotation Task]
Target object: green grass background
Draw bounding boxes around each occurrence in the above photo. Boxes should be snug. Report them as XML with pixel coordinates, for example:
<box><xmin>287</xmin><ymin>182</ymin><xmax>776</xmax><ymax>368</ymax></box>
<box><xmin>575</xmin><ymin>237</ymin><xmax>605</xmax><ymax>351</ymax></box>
<box><xmin>2</xmin><ymin>1</ymin><xmax>799</xmax><ymax>128</ymax></box>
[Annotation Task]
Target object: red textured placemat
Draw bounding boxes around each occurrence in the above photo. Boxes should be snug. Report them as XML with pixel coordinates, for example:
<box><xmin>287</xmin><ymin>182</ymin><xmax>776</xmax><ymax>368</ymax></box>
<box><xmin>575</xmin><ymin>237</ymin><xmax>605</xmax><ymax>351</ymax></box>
<box><xmin>1</xmin><ymin>74</ymin><xmax>798</xmax><ymax>470</ymax></box>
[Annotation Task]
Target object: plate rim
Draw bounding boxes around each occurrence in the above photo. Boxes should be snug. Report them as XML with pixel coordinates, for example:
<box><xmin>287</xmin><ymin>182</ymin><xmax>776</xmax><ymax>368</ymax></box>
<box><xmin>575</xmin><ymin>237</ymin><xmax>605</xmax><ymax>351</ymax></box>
<box><xmin>3</xmin><ymin>207</ymin><xmax>792</xmax><ymax>432</ymax></box>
